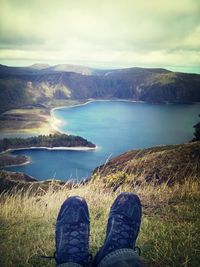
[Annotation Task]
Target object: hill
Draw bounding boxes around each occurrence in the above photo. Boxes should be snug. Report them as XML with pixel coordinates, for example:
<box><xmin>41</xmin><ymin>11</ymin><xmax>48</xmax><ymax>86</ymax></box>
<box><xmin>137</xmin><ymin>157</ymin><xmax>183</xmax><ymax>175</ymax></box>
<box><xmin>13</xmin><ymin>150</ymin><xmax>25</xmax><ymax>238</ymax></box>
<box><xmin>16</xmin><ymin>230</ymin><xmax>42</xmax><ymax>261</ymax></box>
<box><xmin>0</xmin><ymin>64</ymin><xmax>200</xmax><ymax>113</ymax></box>
<box><xmin>93</xmin><ymin>141</ymin><xmax>200</xmax><ymax>188</ymax></box>
<box><xmin>0</xmin><ymin>170</ymin><xmax>69</xmax><ymax>194</ymax></box>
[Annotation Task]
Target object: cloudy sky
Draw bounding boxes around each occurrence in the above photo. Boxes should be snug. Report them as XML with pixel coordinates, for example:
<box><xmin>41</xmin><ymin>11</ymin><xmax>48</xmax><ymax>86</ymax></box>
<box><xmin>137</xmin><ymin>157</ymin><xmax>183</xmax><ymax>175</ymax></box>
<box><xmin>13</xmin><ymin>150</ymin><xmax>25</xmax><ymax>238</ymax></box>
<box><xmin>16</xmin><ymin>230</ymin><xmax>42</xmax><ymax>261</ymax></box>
<box><xmin>0</xmin><ymin>0</ymin><xmax>200</xmax><ymax>73</ymax></box>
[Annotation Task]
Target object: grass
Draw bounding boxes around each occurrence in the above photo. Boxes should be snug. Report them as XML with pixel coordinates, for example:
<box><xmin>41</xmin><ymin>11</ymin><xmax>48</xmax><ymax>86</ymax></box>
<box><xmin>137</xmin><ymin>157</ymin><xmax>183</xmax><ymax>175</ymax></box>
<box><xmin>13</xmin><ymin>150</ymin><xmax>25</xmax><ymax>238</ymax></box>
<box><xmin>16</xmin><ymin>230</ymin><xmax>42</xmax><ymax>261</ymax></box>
<box><xmin>95</xmin><ymin>141</ymin><xmax>200</xmax><ymax>186</ymax></box>
<box><xmin>0</xmin><ymin>174</ymin><xmax>199</xmax><ymax>267</ymax></box>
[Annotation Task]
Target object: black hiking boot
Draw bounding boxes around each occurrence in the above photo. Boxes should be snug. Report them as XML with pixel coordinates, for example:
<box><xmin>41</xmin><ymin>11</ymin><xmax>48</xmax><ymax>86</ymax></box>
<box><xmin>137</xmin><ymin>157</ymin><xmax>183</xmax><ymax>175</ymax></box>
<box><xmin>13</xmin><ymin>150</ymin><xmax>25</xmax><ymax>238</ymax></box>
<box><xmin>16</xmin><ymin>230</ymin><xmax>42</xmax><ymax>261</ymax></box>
<box><xmin>55</xmin><ymin>196</ymin><xmax>90</xmax><ymax>266</ymax></box>
<box><xmin>93</xmin><ymin>192</ymin><xmax>142</xmax><ymax>266</ymax></box>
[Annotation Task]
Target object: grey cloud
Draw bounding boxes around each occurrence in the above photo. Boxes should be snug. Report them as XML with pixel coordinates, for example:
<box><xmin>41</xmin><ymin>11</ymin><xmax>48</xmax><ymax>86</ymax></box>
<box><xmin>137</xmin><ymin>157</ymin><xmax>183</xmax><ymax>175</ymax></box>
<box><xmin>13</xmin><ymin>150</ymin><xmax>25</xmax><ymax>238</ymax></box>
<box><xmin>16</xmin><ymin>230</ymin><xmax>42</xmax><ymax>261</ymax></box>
<box><xmin>0</xmin><ymin>0</ymin><xmax>199</xmax><ymax>71</ymax></box>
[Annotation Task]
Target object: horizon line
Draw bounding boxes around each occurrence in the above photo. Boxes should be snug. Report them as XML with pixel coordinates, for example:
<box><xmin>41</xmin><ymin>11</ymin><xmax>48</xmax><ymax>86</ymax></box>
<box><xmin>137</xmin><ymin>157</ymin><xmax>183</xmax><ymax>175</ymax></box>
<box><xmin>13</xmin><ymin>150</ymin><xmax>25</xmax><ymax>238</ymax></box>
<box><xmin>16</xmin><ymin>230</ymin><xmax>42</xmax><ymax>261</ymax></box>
<box><xmin>1</xmin><ymin>62</ymin><xmax>200</xmax><ymax>75</ymax></box>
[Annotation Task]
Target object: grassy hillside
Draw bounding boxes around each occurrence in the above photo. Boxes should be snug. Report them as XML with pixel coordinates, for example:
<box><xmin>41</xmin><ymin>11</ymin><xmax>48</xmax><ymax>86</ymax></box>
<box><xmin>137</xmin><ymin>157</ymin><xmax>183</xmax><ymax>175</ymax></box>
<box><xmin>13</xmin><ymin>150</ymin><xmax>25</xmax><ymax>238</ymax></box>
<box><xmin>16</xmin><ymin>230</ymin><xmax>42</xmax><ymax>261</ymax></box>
<box><xmin>0</xmin><ymin>141</ymin><xmax>200</xmax><ymax>266</ymax></box>
<box><xmin>93</xmin><ymin>142</ymin><xmax>200</xmax><ymax>188</ymax></box>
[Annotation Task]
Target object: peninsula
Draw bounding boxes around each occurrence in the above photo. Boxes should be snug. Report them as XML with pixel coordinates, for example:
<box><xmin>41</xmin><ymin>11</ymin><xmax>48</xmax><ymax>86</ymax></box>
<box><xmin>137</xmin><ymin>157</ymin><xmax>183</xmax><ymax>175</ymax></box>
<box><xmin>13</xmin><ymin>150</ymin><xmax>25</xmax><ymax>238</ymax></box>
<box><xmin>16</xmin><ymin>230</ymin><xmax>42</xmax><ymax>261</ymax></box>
<box><xmin>0</xmin><ymin>133</ymin><xmax>95</xmax><ymax>152</ymax></box>
<box><xmin>0</xmin><ymin>133</ymin><xmax>96</xmax><ymax>167</ymax></box>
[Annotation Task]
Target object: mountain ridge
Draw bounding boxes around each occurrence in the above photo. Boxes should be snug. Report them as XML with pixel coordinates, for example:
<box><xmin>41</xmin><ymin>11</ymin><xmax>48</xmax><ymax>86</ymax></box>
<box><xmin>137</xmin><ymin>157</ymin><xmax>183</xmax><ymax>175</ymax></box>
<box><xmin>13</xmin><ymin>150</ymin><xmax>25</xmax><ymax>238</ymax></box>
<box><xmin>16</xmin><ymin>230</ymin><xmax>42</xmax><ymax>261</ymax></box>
<box><xmin>0</xmin><ymin>64</ymin><xmax>200</xmax><ymax>113</ymax></box>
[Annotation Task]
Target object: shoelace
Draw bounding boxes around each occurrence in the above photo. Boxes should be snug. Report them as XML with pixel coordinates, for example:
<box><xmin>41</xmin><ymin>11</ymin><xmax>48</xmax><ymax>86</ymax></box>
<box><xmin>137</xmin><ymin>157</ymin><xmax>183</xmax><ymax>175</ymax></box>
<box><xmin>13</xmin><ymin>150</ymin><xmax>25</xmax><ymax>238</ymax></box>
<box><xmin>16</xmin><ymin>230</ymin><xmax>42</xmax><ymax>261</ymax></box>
<box><xmin>105</xmin><ymin>216</ymin><xmax>139</xmax><ymax>254</ymax></box>
<box><xmin>29</xmin><ymin>223</ymin><xmax>90</xmax><ymax>266</ymax></box>
<box><xmin>55</xmin><ymin>222</ymin><xmax>89</xmax><ymax>265</ymax></box>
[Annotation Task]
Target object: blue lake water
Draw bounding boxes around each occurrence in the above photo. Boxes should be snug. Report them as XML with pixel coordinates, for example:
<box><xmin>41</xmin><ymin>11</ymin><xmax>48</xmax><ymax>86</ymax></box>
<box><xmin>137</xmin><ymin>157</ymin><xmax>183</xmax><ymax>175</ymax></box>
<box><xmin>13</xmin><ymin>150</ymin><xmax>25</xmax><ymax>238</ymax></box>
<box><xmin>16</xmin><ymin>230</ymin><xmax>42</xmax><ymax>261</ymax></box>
<box><xmin>4</xmin><ymin>101</ymin><xmax>200</xmax><ymax>180</ymax></box>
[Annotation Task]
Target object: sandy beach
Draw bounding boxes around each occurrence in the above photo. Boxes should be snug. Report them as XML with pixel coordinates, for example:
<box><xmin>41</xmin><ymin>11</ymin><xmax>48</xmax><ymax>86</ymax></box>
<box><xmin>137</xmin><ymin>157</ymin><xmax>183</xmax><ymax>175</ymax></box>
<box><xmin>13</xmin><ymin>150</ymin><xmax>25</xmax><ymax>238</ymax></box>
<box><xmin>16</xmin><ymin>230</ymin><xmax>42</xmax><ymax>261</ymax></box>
<box><xmin>5</xmin><ymin>146</ymin><xmax>96</xmax><ymax>153</ymax></box>
<box><xmin>0</xmin><ymin>98</ymin><xmax>143</xmax><ymax>138</ymax></box>
<box><xmin>0</xmin><ymin>100</ymin><xmax>85</xmax><ymax>137</ymax></box>
<box><xmin>50</xmin><ymin>98</ymin><xmax>145</xmax><ymax>134</ymax></box>
<box><xmin>0</xmin><ymin>107</ymin><xmax>55</xmax><ymax>136</ymax></box>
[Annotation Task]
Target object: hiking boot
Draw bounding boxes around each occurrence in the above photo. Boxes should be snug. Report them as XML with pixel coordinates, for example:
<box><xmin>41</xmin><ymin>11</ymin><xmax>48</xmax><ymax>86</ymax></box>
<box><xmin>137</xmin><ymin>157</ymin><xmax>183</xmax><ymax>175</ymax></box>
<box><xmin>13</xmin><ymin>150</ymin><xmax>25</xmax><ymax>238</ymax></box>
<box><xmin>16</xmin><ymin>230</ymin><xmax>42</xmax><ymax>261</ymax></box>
<box><xmin>93</xmin><ymin>192</ymin><xmax>142</xmax><ymax>266</ymax></box>
<box><xmin>55</xmin><ymin>196</ymin><xmax>90</xmax><ymax>266</ymax></box>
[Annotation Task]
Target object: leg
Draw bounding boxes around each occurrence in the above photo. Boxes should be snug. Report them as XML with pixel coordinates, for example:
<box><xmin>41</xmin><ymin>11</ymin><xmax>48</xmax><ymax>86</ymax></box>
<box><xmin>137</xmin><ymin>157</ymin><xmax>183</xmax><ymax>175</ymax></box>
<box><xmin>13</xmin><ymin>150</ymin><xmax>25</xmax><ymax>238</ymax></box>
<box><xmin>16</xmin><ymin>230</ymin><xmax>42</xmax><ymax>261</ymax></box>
<box><xmin>93</xmin><ymin>192</ymin><xmax>143</xmax><ymax>267</ymax></box>
<box><xmin>55</xmin><ymin>196</ymin><xmax>90</xmax><ymax>267</ymax></box>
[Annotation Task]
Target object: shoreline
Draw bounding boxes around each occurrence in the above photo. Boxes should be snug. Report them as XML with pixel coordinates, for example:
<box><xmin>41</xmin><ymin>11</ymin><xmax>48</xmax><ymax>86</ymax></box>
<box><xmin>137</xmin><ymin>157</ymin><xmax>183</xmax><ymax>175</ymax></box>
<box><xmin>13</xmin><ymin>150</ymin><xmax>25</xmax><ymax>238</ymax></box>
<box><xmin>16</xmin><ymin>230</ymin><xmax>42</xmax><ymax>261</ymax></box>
<box><xmin>50</xmin><ymin>98</ymin><xmax>145</xmax><ymax>134</ymax></box>
<box><xmin>50</xmin><ymin>99</ymin><xmax>94</xmax><ymax>133</ymax></box>
<box><xmin>5</xmin><ymin>146</ymin><xmax>96</xmax><ymax>153</ymax></box>
<box><xmin>2</xmin><ymin>99</ymin><xmax>200</xmax><ymax>139</ymax></box>
<box><xmin>1</xmin><ymin>145</ymin><xmax>97</xmax><ymax>168</ymax></box>
<box><xmin>1</xmin><ymin>99</ymin><xmax>199</xmax><ymax>174</ymax></box>
<box><xmin>51</xmin><ymin>98</ymin><xmax>145</xmax><ymax>113</ymax></box>
<box><xmin>50</xmin><ymin>98</ymin><xmax>200</xmax><ymax>134</ymax></box>
<box><xmin>2</xmin><ymin>159</ymin><xmax>31</xmax><ymax>169</ymax></box>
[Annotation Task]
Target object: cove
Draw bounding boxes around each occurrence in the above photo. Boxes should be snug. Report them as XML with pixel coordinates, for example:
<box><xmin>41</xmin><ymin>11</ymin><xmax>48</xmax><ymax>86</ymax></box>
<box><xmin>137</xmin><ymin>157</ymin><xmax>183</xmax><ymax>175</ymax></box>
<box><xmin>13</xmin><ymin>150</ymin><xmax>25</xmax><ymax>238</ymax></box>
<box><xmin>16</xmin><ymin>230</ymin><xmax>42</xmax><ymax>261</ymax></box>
<box><xmin>5</xmin><ymin>101</ymin><xmax>200</xmax><ymax>180</ymax></box>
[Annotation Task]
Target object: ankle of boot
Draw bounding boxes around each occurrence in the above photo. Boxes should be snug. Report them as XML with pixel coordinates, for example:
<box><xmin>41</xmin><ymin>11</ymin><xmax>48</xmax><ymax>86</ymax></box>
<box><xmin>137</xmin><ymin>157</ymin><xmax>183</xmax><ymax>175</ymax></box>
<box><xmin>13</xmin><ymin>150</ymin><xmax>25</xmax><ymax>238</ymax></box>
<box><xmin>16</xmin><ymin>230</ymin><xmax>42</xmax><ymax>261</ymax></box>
<box><xmin>57</xmin><ymin>262</ymin><xmax>83</xmax><ymax>267</ymax></box>
<box><xmin>97</xmin><ymin>248</ymin><xmax>143</xmax><ymax>267</ymax></box>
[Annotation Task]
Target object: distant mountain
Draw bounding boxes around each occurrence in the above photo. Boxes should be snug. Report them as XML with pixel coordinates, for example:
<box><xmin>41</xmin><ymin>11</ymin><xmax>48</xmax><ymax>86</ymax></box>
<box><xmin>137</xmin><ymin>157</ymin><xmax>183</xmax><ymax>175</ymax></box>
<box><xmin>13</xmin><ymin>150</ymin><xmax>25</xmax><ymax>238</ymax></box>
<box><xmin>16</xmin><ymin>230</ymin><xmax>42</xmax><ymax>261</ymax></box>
<box><xmin>0</xmin><ymin>64</ymin><xmax>200</xmax><ymax>112</ymax></box>
<box><xmin>29</xmin><ymin>63</ymin><xmax>50</xmax><ymax>70</ymax></box>
<box><xmin>29</xmin><ymin>63</ymin><xmax>94</xmax><ymax>75</ymax></box>
<box><xmin>47</xmin><ymin>64</ymin><xmax>94</xmax><ymax>75</ymax></box>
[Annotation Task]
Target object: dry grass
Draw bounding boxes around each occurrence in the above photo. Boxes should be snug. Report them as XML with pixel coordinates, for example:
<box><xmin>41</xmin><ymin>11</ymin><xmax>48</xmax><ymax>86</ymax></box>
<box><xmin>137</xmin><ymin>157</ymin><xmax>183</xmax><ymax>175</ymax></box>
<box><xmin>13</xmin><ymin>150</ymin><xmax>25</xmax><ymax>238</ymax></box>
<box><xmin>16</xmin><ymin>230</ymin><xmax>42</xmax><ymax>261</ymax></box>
<box><xmin>0</xmin><ymin>174</ymin><xmax>200</xmax><ymax>267</ymax></box>
<box><xmin>94</xmin><ymin>142</ymin><xmax>200</xmax><ymax>186</ymax></box>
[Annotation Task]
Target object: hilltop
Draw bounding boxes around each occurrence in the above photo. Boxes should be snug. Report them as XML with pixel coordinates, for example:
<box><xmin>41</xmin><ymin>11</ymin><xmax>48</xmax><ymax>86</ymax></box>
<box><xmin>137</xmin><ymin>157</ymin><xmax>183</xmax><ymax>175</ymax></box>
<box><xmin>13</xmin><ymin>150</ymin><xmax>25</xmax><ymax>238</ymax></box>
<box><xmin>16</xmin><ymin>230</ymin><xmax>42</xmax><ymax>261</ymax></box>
<box><xmin>0</xmin><ymin>64</ymin><xmax>200</xmax><ymax>113</ymax></box>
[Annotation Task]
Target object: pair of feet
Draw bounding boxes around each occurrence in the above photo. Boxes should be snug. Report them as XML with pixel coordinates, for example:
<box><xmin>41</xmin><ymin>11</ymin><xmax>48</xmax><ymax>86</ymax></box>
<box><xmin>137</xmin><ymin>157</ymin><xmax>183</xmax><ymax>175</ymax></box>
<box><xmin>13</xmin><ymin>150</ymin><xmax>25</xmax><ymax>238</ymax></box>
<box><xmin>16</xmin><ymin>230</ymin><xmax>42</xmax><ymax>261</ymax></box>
<box><xmin>55</xmin><ymin>192</ymin><xmax>142</xmax><ymax>267</ymax></box>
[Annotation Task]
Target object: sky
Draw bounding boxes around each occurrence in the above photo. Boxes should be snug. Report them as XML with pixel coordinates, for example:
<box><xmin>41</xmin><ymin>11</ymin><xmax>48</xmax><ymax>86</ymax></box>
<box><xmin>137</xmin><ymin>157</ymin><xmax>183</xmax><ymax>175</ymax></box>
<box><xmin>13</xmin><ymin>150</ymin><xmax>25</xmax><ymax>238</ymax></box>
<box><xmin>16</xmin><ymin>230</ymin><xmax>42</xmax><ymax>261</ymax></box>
<box><xmin>0</xmin><ymin>0</ymin><xmax>200</xmax><ymax>73</ymax></box>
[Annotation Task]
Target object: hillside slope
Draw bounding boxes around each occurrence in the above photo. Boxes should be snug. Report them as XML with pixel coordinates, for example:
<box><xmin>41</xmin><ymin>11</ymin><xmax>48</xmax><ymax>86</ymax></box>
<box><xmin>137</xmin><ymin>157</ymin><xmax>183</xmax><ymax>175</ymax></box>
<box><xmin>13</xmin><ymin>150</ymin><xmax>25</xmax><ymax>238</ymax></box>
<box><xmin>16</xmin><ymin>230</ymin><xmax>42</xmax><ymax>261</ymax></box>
<box><xmin>0</xmin><ymin>64</ymin><xmax>200</xmax><ymax>112</ymax></box>
<box><xmin>93</xmin><ymin>141</ymin><xmax>200</xmax><ymax>187</ymax></box>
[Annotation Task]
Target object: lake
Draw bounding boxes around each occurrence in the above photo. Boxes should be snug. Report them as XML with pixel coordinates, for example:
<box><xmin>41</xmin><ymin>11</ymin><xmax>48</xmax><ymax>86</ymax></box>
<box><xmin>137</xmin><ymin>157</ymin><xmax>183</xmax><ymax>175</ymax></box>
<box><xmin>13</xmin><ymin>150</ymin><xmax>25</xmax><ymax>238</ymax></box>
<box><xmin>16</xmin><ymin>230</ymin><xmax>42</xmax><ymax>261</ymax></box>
<box><xmin>5</xmin><ymin>101</ymin><xmax>200</xmax><ymax>180</ymax></box>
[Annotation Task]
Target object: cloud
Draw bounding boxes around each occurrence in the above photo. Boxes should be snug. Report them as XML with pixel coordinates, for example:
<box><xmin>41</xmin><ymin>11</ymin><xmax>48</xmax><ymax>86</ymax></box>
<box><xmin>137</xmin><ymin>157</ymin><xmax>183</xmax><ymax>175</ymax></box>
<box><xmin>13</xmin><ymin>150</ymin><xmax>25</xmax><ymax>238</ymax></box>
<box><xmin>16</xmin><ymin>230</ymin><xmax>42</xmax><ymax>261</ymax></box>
<box><xmin>0</xmin><ymin>0</ymin><xmax>199</xmax><ymax>72</ymax></box>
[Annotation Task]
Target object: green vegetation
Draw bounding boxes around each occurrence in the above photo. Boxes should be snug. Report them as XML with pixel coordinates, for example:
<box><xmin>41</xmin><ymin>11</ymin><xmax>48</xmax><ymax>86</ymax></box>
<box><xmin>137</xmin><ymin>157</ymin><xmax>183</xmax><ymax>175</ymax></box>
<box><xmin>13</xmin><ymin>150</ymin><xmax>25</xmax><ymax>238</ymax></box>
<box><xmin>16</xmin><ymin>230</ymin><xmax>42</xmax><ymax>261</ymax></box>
<box><xmin>0</xmin><ymin>78</ymin><xmax>33</xmax><ymax>113</ymax></box>
<box><xmin>0</xmin><ymin>134</ymin><xmax>95</xmax><ymax>152</ymax></box>
<box><xmin>93</xmin><ymin>142</ymin><xmax>200</xmax><ymax>186</ymax></box>
<box><xmin>0</xmin><ymin>65</ymin><xmax>200</xmax><ymax>113</ymax></box>
<box><xmin>0</xmin><ymin>172</ymin><xmax>199</xmax><ymax>267</ymax></box>
<box><xmin>193</xmin><ymin>116</ymin><xmax>200</xmax><ymax>141</ymax></box>
<box><xmin>152</xmin><ymin>72</ymin><xmax>177</xmax><ymax>85</ymax></box>
<box><xmin>0</xmin><ymin>170</ymin><xmax>68</xmax><ymax>194</ymax></box>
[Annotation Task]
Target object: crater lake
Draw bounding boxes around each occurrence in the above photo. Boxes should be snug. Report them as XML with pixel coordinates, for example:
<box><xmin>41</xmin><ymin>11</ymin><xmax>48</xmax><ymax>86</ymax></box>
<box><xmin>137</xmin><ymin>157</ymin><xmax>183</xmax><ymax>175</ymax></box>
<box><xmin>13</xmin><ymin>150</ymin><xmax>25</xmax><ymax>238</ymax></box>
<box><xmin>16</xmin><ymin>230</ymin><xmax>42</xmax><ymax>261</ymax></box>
<box><xmin>4</xmin><ymin>101</ymin><xmax>200</xmax><ymax>180</ymax></box>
